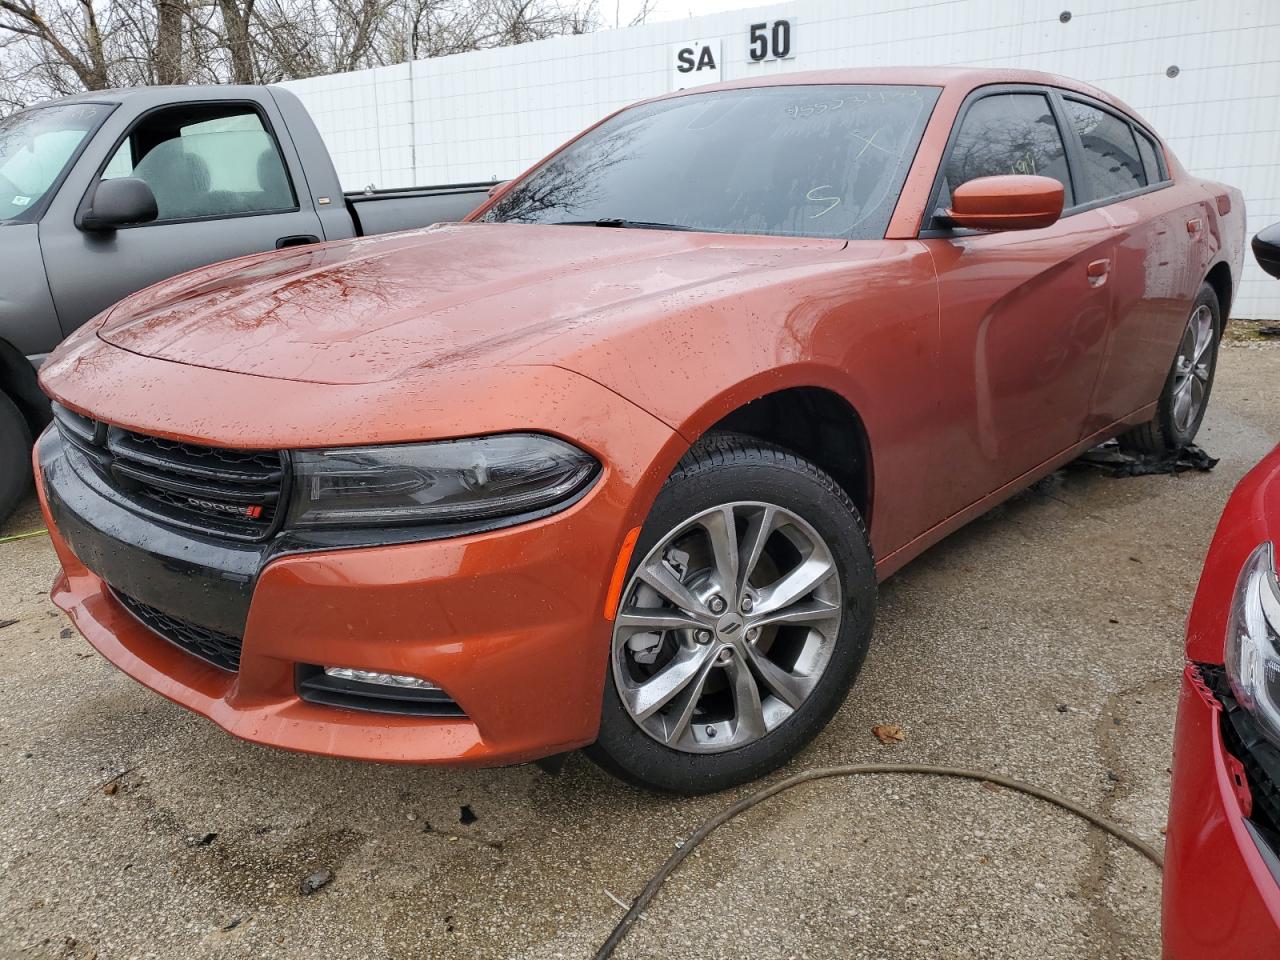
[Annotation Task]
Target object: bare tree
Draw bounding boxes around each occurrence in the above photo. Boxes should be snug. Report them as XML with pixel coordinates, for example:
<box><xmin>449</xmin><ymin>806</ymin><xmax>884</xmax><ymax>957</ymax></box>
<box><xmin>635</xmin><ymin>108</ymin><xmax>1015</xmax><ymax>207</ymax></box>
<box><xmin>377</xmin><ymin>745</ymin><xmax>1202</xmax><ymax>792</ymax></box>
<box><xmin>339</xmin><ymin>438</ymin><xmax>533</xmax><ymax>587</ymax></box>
<box><xmin>0</xmin><ymin>0</ymin><xmax>600</xmax><ymax>110</ymax></box>
<box><xmin>154</xmin><ymin>0</ymin><xmax>185</xmax><ymax>82</ymax></box>
<box><xmin>0</xmin><ymin>0</ymin><xmax>111</xmax><ymax>90</ymax></box>
<box><xmin>613</xmin><ymin>0</ymin><xmax>652</xmax><ymax>28</ymax></box>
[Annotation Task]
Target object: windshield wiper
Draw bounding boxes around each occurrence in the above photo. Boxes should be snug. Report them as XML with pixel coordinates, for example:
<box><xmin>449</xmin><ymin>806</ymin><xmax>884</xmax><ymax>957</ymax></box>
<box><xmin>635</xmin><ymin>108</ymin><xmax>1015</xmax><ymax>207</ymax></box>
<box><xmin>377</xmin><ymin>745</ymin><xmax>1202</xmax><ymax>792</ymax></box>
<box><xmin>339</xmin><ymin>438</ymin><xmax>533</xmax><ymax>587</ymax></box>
<box><xmin>551</xmin><ymin>218</ymin><xmax>698</xmax><ymax>232</ymax></box>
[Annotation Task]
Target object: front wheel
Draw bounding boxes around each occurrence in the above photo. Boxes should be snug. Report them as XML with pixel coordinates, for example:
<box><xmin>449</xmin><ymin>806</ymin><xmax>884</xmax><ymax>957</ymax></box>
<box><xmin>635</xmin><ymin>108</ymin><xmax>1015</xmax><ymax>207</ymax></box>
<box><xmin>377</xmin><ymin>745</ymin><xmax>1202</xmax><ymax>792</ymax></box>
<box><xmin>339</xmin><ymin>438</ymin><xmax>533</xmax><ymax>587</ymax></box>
<box><xmin>0</xmin><ymin>391</ymin><xmax>32</xmax><ymax>523</ymax></box>
<box><xmin>585</xmin><ymin>434</ymin><xmax>875</xmax><ymax>794</ymax></box>
<box><xmin>1118</xmin><ymin>283</ymin><xmax>1221</xmax><ymax>454</ymax></box>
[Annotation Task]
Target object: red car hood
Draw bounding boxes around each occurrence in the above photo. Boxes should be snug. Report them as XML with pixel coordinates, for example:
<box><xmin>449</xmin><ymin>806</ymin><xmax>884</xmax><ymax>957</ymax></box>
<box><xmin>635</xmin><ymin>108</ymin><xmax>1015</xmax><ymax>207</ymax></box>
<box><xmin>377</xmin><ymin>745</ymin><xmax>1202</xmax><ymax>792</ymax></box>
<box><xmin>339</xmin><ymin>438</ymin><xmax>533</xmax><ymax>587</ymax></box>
<box><xmin>97</xmin><ymin>222</ymin><xmax>845</xmax><ymax>386</ymax></box>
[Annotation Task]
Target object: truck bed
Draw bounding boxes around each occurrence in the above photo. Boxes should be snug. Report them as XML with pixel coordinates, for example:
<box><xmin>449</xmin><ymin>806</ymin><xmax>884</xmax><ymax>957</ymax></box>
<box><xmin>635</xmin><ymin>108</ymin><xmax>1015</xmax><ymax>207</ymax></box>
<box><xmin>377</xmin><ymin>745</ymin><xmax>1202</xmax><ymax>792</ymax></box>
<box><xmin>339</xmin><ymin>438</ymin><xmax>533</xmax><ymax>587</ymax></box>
<box><xmin>345</xmin><ymin>182</ymin><xmax>497</xmax><ymax>235</ymax></box>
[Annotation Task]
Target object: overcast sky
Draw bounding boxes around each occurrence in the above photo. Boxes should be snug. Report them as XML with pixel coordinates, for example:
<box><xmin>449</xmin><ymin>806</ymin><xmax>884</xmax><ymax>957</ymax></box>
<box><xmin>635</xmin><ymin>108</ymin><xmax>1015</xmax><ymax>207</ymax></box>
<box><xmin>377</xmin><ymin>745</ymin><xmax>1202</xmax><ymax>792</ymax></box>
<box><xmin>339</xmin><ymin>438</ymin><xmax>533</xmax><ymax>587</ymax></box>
<box><xmin>606</xmin><ymin>0</ymin><xmax>776</xmax><ymax>30</ymax></box>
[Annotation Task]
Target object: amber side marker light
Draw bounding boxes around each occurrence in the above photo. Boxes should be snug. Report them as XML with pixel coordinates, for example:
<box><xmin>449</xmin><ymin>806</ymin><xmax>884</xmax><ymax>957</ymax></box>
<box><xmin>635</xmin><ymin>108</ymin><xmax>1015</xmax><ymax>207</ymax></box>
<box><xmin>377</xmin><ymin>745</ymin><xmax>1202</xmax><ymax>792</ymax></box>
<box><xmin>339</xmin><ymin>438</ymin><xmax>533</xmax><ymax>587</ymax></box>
<box><xmin>604</xmin><ymin>526</ymin><xmax>642</xmax><ymax>621</ymax></box>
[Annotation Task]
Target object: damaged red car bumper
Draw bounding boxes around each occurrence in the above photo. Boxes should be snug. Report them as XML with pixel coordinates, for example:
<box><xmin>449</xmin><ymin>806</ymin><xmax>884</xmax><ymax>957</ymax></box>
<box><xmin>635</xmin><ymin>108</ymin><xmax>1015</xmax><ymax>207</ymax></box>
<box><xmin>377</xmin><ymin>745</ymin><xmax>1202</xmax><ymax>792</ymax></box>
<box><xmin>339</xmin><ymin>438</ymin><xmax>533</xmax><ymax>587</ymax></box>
<box><xmin>1163</xmin><ymin>445</ymin><xmax>1280</xmax><ymax>957</ymax></box>
<box><xmin>1162</xmin><ymin>664</ymin><xmax>1280</xmax><ymax>957</ymax></box>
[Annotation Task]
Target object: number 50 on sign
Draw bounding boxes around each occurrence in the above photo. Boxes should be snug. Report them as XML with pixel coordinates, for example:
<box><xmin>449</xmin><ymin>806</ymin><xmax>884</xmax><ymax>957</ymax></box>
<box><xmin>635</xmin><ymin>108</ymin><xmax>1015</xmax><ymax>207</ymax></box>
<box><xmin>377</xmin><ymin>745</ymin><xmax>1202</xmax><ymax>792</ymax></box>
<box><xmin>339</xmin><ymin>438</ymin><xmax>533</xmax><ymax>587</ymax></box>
<box><xmin>748</xmin><ymin>19</ymin><xmax>794</xmax><ymax>62</ymax></box>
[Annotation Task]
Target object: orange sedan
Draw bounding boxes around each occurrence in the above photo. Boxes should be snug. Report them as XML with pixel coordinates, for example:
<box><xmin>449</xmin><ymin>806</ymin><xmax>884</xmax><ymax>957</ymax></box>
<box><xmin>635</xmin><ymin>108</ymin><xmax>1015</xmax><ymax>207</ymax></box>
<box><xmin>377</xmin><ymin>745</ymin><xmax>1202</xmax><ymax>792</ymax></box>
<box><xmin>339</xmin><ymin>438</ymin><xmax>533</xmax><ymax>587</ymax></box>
<box><xmin>36</xmin><ymin>68</ymin><xmax>1244</xmax><ymax>793</ymax></box>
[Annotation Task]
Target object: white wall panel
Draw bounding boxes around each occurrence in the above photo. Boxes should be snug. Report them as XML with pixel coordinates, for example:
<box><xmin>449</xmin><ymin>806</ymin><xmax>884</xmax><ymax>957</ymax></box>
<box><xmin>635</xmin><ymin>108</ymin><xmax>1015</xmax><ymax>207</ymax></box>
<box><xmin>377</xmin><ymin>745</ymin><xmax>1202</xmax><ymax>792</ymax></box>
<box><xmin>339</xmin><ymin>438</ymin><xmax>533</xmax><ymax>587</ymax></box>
<box><xmin>283</xmin><ymin>0</ymin><xmax>1280</xmax><ymax>317</ymax></box>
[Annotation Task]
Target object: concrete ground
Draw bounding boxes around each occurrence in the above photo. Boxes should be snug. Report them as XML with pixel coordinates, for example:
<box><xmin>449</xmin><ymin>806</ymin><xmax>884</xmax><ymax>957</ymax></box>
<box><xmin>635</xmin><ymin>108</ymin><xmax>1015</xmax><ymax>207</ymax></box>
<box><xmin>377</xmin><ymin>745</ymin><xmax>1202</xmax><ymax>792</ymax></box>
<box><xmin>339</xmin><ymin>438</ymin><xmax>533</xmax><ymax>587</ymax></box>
<box><xmin>1</xmin><ymin>336</ymin><xmax>1277</xmax><ymax>960</ymax></box>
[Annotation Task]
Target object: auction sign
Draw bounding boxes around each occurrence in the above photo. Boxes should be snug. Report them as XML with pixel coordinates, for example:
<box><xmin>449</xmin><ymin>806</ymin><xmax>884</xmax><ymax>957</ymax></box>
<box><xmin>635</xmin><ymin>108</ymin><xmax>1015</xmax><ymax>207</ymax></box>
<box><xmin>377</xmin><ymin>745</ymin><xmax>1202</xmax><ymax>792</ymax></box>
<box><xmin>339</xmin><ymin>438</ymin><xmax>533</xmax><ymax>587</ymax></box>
<box><xmin>672</xmin><ymin>39</ymin><xmax>722</xmax><ymax>88</ymax></box>
<box><xmin>747</xmin><ymin>18</ymin><xmax>795</xmax><ymax>62</ymax></box>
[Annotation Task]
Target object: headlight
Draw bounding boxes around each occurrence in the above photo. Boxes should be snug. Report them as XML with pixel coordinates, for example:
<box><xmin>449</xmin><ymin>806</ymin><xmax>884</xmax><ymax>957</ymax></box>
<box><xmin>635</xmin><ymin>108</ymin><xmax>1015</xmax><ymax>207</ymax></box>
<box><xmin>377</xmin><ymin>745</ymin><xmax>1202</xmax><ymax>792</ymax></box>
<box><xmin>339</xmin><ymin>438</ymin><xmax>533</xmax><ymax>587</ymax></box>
<box><xmin>288</xmin><ymin>434</ymin><xmax>598</xmax><ymax>529</ymax></box>
<box><xmin>1225</xmin><ymin>541</ymin><xmax>1280</xmax><ymax>742</ymax></box>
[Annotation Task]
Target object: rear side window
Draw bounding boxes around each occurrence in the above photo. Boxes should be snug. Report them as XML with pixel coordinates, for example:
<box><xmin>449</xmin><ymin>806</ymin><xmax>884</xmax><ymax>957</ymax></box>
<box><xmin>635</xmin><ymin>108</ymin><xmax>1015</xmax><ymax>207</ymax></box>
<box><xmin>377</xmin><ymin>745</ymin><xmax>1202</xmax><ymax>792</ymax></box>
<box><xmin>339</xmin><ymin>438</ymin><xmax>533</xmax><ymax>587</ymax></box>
<box><xmin>1133</xmin><ymin>127</ymin><xmax>1166</xmax><ymax>185</ymax></box>
<box><xmin>939</xmin><ymin>93</ymin><xmax>1073</xmax><ymax>208</ymax></box>
<box><xmin>101</xmin><ymin>104</ymin><xmax>296</xmax><ymax>222</ymax></box>
<box><xmin>1063</xmin><ymin>100</ymin><xmax>1146</xmax><ymax>200</ymax></box>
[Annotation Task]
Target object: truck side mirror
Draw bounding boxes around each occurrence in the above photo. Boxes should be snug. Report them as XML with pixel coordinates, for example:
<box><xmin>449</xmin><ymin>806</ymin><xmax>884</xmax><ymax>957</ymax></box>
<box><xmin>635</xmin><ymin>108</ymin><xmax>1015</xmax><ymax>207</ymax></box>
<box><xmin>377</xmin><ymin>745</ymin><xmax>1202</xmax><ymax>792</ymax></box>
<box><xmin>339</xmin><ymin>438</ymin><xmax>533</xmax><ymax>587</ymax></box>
<box><xmin>81</xmin><ymin>178</ymin><xmax>159</xmax><ymax>231</ymax></box>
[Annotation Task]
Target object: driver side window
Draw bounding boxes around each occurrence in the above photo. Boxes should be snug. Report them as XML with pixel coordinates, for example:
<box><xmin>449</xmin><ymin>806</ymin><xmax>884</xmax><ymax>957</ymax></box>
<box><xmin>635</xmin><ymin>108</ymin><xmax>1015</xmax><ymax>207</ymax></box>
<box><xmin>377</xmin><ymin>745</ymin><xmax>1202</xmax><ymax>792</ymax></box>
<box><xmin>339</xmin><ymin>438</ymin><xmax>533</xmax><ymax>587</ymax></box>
<box><xmin>101</xmin><ymin>104</ymin><xmax>296</xmax><ymax>223</ymax></box>
<box><xmin>939</xmin><ymin>92</ymin><xmax>1074</xmax><ymax>210</ymax></box>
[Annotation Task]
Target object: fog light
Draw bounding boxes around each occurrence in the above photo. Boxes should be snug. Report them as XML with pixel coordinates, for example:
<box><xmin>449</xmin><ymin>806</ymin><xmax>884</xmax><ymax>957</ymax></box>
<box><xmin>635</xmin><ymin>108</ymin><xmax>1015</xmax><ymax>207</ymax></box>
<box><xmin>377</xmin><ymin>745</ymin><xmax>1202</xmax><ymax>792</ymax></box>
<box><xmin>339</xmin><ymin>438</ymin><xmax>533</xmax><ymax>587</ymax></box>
<box><xmin>323</xmin><ymin>666</ymin><xmax>440</xmax><ymax>689</ymax></box>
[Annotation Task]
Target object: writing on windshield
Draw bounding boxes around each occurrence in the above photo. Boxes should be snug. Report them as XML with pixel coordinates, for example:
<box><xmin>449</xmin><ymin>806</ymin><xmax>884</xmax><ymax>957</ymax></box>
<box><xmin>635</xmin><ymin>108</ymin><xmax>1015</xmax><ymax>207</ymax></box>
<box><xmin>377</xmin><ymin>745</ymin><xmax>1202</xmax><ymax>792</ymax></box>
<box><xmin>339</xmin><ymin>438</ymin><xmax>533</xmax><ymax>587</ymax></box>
<box><xmin>483</xmin><ymin>84</ymin><xmax>941</xmax><ymax>240</ymax></box>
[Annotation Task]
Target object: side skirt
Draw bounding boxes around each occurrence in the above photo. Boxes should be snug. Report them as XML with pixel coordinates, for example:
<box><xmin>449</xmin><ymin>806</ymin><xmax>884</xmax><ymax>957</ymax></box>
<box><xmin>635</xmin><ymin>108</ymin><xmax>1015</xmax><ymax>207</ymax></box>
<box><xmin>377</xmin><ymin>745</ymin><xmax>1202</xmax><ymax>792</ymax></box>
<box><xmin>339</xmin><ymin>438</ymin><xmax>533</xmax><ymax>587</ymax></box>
<box><xmin>873</xmin><ymin>402</ymin><xmax>1157</xmax><ymax>581</ymax></box>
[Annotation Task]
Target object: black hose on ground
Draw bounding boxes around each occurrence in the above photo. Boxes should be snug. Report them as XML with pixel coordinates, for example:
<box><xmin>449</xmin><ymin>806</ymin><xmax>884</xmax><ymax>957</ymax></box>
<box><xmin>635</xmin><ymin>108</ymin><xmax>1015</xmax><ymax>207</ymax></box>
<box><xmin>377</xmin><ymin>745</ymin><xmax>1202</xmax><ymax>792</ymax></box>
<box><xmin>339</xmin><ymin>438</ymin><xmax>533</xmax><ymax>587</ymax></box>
<box><xmin>593</xmin><ymin>763</ymin><xmax>1164</xmax><ymax>960</ymax></box>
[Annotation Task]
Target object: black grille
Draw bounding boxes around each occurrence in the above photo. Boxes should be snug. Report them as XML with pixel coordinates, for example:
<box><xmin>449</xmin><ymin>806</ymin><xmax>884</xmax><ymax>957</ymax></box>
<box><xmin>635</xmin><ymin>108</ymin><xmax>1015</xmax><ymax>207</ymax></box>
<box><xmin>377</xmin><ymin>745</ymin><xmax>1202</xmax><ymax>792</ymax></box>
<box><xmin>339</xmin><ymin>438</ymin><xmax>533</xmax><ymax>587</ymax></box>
<box><xmin>1200</xmin><ymin>663</ymin><xmax>1280</xmax><ymax>835</ymax></box>
<box><xmin>297</xmin><ymin>666</ymin><xmax>467</xmax><ymax>717</ymax></box>
<box><xmin>113</xmin><ymin>589</ymin><xmax>243</xmax><ymax>672</ymax></box>
<box><xmin>52</xmin><ymin>402</ymin><xmax>285</xmax><ymax>542</ymax></box>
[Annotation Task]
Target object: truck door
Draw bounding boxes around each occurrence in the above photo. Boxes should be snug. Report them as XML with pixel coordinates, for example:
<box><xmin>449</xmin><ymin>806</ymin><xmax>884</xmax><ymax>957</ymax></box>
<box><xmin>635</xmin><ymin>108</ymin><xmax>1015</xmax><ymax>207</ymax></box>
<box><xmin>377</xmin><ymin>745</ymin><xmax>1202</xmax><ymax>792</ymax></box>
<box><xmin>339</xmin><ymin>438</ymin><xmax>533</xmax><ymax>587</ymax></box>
<box><xmin>39</xmin><ymin>99</ymin><xmax>325</xmax><ymax>332</ymax></box>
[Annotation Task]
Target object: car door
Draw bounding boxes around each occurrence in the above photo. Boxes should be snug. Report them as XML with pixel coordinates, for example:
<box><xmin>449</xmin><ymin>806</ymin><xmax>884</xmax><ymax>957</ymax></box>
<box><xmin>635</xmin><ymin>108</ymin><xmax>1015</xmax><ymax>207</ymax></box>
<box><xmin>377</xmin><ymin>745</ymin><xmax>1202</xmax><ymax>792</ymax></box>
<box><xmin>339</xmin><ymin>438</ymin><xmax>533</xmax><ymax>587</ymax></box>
<box><xmin>1059</xmin><ymin>97</ymin><xmax>1207</xmax><ymax>432</ymax></box>
<box><xmin>39</xmin><ymin>99</ymin><xmax>325</xmax><ymax>333</ymax></box>
<box><xmin>919</xmin><ymin>87</ymin><xmax>1116</xmax><ymax>522</ymax></box>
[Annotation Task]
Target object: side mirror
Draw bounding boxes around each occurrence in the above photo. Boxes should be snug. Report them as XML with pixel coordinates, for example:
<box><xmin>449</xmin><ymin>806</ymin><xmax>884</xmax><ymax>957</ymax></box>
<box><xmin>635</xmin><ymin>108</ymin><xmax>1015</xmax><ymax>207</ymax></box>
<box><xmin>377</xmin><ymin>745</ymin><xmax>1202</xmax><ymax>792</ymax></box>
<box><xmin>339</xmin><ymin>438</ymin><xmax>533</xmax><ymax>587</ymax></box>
<box><xmin>1253</xmin><ymin>222</ymin><xmax>1280</xmax><ymax>280</ymax></box>
<box><xmin>81</xmin><ymin>178</ymin><xmax>158</xmax><ymax>231</ymax></box>
<box><xmin>944</xmin><ymin>175</ymin><xmax>1064</xmax><ymax>232</ymax></box>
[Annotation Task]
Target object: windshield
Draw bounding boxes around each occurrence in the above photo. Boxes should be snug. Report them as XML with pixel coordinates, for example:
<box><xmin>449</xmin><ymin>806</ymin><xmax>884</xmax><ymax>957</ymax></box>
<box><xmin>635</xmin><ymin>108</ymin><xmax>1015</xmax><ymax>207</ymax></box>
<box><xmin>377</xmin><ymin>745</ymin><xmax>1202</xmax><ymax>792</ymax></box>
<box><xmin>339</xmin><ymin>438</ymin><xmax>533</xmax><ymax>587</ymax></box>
<box><xmin>0</xmin><ymin>103</ymin><xmax>112</xmax><ymax>222</ymax></box>
<box><xmin>483</xmin><ymin>84</ymin><xmax>940</xmax><ymax>240</ymax></box>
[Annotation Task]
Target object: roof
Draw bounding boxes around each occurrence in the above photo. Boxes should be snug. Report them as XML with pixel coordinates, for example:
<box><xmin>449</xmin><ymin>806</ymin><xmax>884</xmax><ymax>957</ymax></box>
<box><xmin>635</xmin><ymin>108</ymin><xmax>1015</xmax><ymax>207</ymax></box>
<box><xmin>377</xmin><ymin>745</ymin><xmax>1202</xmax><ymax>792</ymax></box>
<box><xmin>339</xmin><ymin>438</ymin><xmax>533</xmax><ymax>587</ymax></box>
<box><xmin>20</xmin><ymin>84</ymin><xmax>279</xmax><ymax>110</ymax></box>
<box><xmin>21</xmin><ymin>67</ymin><xmax>1144</xmax><ymax>131</ymax></box>
<box><xmin>661</xmin><ymin>66</ymin><xmax>1142</xmax><ymax>124</ymax></box>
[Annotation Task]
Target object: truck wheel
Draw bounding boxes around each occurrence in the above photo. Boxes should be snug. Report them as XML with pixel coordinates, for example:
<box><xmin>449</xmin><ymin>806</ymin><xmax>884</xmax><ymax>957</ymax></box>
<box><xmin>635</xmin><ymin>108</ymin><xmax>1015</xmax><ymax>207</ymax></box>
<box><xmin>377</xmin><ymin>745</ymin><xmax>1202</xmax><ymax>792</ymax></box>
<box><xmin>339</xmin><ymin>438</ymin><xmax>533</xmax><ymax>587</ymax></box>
<box><xmin>0</xmin><ymin>391</ymin><xmax>33</xmax><ymax>522</ymax></box>
<box><xmin>1118</xmin><ymin>283</ymin><xmax>1221</xmax><ymax>454</ymax></box>
<box><xmin>586</xmin><ymin>433</ymin><xmax>876</xmax><ymax>794</ymax></box>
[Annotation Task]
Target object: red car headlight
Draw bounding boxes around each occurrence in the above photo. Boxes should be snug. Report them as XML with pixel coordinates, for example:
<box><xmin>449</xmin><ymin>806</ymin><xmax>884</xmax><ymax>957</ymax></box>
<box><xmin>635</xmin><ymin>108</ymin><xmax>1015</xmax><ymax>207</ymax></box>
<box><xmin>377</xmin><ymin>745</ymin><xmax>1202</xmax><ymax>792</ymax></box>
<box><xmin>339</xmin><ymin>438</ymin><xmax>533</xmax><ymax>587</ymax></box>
<box><xmin>1225</xmin><ymin>541</ymin><xmax>1280</xmax><ymax>744</ymax></box>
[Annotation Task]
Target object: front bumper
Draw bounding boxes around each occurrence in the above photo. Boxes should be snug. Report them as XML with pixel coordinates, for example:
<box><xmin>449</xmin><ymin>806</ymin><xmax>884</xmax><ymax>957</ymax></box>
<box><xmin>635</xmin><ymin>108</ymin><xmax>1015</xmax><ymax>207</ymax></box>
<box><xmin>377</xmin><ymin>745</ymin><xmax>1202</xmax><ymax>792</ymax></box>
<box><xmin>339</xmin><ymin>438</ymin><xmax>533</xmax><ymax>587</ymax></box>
<box><xmin>36</xmin><ymin>423</ymin><xmax>657</xmax><ymax>767</ymax></box>
<box><xmin>1162</xmin><ymin>664</ymin><xmax>1280</xmax><ymax>957</ymax></box>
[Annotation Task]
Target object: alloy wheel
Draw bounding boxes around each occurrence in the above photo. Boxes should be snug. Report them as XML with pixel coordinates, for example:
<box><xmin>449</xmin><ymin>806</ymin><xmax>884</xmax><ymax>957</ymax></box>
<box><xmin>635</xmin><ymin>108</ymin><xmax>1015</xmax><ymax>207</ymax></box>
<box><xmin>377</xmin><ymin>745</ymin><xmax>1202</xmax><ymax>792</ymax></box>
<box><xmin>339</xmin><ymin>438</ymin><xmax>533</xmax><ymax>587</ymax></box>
<box><xmin>1172</xmin><ymin>303</ymin><xmax>1215</xmax><ymax>434</ymax></box>
<box><xmin>610</xmin><ymin>501</ymin><xmax>843</xmax><ymax>754</ymax></box>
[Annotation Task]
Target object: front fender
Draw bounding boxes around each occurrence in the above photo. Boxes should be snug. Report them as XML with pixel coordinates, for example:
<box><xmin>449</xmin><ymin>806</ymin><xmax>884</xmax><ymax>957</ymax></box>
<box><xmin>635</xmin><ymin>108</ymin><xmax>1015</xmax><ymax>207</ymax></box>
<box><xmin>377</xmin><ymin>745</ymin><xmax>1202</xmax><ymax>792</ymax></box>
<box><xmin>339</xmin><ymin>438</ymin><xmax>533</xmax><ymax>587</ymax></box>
<box><xmin>0</xmin><ymin>223</ymin><xmax>60</xmax><ymax>354</ymax></box>
<box><xmin>548</xmin><ymin>239</ymin><xmax>941</xmax><ymax>558</ymax></box>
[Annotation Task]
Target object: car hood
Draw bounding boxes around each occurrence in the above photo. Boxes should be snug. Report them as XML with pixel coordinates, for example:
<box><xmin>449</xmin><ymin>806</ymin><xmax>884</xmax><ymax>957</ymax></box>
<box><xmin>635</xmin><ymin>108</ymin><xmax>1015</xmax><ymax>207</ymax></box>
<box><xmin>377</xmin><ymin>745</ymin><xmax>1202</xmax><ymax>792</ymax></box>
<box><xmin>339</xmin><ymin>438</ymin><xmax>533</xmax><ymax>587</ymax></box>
<box><xmin>97</xmin><ymin>222</ymin><xmax>846</xmax><ymax>385</ymax></box>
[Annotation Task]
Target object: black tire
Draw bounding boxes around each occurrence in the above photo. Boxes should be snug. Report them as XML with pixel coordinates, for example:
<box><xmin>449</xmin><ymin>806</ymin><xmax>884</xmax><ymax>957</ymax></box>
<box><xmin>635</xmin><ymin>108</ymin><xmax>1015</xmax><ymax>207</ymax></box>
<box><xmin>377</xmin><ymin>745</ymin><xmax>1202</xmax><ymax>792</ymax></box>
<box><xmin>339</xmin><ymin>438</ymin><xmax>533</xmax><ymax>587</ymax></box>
<box><xmin>1118</xmin><ymin>283</ymin><xmax>1221</xmax><ymax>454</ymax></box>
<box><xmin>585</xmin><ymin>433</ymin><xmax>876</xmax><ymax>794</ymax></box>
<box><xmin>0</xmin><ymin>391</ymin><xmax>32</xmax><ymax>523</ymax></box>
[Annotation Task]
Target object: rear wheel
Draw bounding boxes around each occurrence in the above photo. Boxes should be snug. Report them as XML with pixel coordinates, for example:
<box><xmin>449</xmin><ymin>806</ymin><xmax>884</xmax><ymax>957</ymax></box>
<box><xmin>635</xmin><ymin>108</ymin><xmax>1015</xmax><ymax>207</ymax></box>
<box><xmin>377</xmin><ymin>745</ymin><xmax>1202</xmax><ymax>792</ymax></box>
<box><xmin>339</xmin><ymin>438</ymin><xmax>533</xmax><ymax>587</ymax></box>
<box><xmin>0</xmin><ymin>391</ymin><xmax>32</xmax><ymax>522</ymax></box>
<box><xmin>1118</xmin><ymin>283</ymin><xmax>1220</xmax><ymax>454</ymax></box>
<box><xmin>586</xmin><ymin>434</ymin><xmax>875</xmax><ymax>794</ymax></box>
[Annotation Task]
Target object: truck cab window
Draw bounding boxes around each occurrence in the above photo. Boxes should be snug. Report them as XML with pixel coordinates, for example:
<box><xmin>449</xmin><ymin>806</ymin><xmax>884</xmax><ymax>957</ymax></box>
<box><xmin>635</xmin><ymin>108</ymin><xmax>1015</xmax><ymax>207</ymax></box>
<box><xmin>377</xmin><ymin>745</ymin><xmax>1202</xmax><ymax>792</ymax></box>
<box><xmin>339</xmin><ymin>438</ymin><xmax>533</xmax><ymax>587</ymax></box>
<box><xmin>102</xmin><ymin>104</ymin><xmax>296</xmax><ymax>222</ymax></box>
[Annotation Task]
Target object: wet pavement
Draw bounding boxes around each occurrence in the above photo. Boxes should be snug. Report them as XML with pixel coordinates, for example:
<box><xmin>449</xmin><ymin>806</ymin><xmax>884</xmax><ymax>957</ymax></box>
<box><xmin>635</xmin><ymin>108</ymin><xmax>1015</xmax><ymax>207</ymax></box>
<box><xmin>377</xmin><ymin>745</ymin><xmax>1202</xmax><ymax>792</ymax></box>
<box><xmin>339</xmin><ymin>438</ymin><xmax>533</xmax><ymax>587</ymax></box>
<box><xmin>0</xmin><ymin>339</ymin><xmax>1276</xmax><ymax>960</ymax></box>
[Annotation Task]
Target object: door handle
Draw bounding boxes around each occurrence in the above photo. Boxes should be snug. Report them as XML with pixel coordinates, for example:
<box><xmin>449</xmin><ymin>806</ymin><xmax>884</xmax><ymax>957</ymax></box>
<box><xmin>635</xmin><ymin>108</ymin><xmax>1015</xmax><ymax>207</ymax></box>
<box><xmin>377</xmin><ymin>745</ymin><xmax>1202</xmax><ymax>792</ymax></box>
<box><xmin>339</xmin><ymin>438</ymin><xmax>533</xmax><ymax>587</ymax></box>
<box><xmin>276</xmin><ymin>234</ymin><xmax>319</xmax><ymax>249</ymax></box>
<box><xmin>1186</xmin><ymin>218</ymin><xmax>1203</xmax><ymax>237</ymax></box>
<box><xmin>1087</xmin><ymin>258</ymin><xmax>1111</xmax><ymax>287</ymax></box>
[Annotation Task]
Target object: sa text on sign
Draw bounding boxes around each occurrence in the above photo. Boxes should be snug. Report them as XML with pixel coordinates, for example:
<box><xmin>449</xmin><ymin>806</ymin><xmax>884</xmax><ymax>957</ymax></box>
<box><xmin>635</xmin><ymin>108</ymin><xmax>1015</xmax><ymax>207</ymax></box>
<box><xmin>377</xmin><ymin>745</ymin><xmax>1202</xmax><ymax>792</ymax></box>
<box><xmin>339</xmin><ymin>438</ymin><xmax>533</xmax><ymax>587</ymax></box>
<box><xmin>672</xmin><ymin>40</ymin><xmax>722</xmax><ymax>88</ymax></box>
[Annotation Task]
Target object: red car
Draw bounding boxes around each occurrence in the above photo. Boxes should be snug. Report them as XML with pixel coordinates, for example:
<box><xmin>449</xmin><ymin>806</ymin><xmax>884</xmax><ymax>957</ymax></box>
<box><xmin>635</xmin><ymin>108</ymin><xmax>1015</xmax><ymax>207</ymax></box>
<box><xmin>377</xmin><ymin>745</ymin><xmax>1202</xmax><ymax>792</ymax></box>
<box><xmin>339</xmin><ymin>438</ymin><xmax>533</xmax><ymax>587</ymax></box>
<box><xmin>1165</xmin><ymin>444</ymin><xmax>1280</xmax><ymax>955</ymax></box>
<box><xmin>36</xmin><ymin>68</ymin><xmax>1245</xmax><ymax>793</ymax></box>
